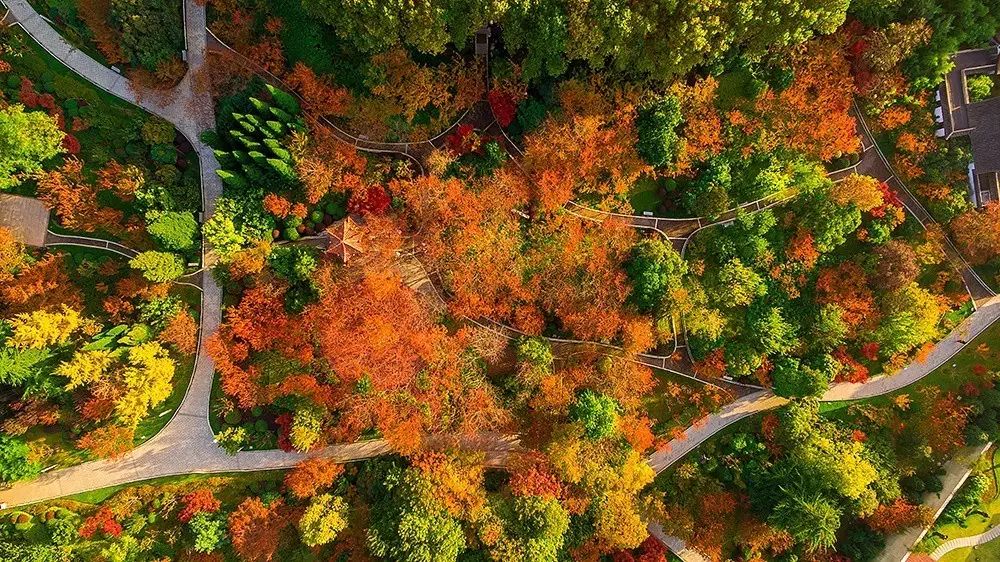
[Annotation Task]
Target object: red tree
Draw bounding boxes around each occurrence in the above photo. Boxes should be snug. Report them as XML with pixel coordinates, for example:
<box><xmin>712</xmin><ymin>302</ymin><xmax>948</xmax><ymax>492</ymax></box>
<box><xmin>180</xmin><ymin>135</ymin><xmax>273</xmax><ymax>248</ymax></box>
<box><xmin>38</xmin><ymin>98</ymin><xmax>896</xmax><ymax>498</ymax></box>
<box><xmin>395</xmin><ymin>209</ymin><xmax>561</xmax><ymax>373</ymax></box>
<box><xmin>178</xmin><ymin>488</ymin><xmax>222</xmax><ymax>523</ymax></box>
<box><xmin>79</xmin><ymin>507</ymin><xmax>122</xmax><ymax>539</ymax></box>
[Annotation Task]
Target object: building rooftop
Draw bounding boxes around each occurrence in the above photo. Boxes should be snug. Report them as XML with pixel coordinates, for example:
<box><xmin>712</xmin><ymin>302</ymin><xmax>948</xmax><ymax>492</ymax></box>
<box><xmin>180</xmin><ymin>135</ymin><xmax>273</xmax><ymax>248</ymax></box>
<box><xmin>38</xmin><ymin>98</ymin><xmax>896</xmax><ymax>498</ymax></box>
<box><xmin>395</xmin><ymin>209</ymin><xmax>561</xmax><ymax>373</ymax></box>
<box><xmin>0</xmin><ymin>194</ymin><xmax>50</xmax><ymax>247</ymax></box>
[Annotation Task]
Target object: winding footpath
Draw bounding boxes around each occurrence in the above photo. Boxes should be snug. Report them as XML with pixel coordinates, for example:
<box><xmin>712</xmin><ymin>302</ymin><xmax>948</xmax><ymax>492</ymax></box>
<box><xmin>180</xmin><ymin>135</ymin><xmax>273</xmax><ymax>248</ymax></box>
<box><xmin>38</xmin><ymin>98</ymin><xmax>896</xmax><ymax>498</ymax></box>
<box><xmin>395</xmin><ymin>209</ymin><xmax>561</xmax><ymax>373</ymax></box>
<box><xmin>4</xmin><ymin>6</ymin><xmax>1000</xmax><ymax>562</ymax></box>
<box><xmin>930</xmin><ymin>524</ymin><xmax>1000</xmax><ymax>560</ymax></box>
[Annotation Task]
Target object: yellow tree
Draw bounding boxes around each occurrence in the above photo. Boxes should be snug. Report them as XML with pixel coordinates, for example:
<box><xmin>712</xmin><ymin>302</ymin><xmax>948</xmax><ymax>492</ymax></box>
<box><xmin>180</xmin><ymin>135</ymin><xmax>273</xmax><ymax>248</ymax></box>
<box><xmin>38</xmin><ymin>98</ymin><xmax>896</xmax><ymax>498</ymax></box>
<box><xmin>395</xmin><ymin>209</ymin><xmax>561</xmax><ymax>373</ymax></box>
<box><xmin>831</xmin><ymin>174</ymin><xmax>883</xmax><ymax>212</ymax></box>
<box><xmin>9</xmin><ymin>305</ymin><xmax>91</xmax><ymax>349</ymax></box>
<box><xmin>114</xmin><ymin>342</ymin><xmax>175</xmax><ymax>426</ymax></box>
<box><xmin>58</xmin><ymin>349</ymin><xmax>115</xmax><ymax>390</ymax></box>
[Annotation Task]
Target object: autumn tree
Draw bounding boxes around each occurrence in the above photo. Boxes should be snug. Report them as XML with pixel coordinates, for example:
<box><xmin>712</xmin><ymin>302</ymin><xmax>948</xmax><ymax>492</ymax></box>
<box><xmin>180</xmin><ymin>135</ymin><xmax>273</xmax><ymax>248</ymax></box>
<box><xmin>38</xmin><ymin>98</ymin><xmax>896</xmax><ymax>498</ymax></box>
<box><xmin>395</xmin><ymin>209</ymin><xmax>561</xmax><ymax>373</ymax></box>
<box><xmin>754</xmin><ymin>38</ymin><xmax>860</xmax><ymax>161</ymax></box>
<box><xmin>178</xmin><ymin>488</ymin><xmax>222</xmax><ymax>523</ymax></box>
<box><xmin>298</xmin><ymin>494</ymin><xmax>349</xmax><ymax>547</ymax></box>
<box><xmin>285</xmin><ymin>62</ymin><xmax>351</xmax><ymax>117</ymax></box>
<box><xmin>228</xmin><ymin>497</ymin><xmax>293</xmax><ymax>562</ymax></box>
<box><xmin>157</xmin><ymin>309</ymin><xmax>198</xmax><ymax>354</ymax></box>
<box><xmin>76</xmin><ymin>425</ymin><xmax>135</xmax><ymax>459</ymax></box>
<box><xmin>522</xmin><ymin>80</ymin><xmax>649</xmax><ymax>211</ymax></box>
<box><xmin>832</xmin><ymin>174</ymin><xmax>884</xmax><ymax>212</ymax></box>
<box><xmin>952</xmin><ymin>203</ymin><xmax>1000</xmax><ymax>265</ymax></box>
<box><xmin>873</xmin><ymin>240</ymin><xmax>920</xmax><ymax>291</ymax></box>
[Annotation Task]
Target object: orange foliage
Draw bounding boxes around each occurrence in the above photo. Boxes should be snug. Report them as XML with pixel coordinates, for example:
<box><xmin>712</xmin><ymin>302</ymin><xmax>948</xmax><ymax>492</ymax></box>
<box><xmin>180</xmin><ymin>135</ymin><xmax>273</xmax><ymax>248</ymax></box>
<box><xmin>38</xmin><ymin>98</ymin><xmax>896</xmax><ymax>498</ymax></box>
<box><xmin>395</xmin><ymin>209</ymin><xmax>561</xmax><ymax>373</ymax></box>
<box><xmin>78</xmin><ymin>0</ymin><xmax>124</xmax><ymax>63</ymax></box>
<box><xmin>284</xmin><ymin>457</ymin><xmax>344</xmax><ymax>499</ymax></box>
<box><xmin>178</xmin><ymin>489</ymin><xmax>221</xmax><ymax>523</ymax></box>
<box><xmin>262</xmin><ymin>193</ymin><xmax>292</xmax><ymax>218</ymax></box>
<box><xmin>158</xmin><ymin>310</ymin><xmax>199</xmax><ymax>354</ymax></box>
<box><xmin>228</xmin><ymin>497</ymin><xmax>294</xmax><ymax>562</ymax></box>
<box><xmin>285</xmin><ymin>62</ymin><xmax>351</xmax><ymax>117</ymax></box>
<box><xmin>76</xmin><ymin>425</ymin><xmax>135</xmax><ymax>459</ymax></box>
<box><xmin>244</xmin><ymin>36</ymin><xmax>285</xmax><ymax>76</ymax></box>
<box><xmin>1</xmin><ymin>252</ymin><xmax>84</xmax><ymax>314</ymax></box>
<box><xmin>35</xmin><ymin>159</ymin><xmax>124</xmax><ymax>234</ymax></box>
<box><xmin>754</xmin><ymin>39</ymin><xmax>860</xmax><ymax>161</ymax></box>
<box><xmin>864</xmin><ymin>499</ymin><xmax>931</xmax><ymax>534</ymax></box>
<box><xmin>952</xmin><ymin>203</ymin><xmax>1000</xmax><ymax>265</ymax></box>
<box><xmin>815</xmin><ymin>261</ymin><xmax>877</xmax><ymax>332</ymax></box>
<box><xmin>878</xmin><ymin>105</ymin><xmax>912</xmax><ymax>130</ymax></box>
<box><xmin>509</xmin><ymin>465</ymin><xmax>564</xmax><ymax>500</ymax></box>
<box><xmin>671</xmin><ymin>77</ymin><xmax>724</xmax><ymax>175</ymax></box>
<box><xmin>292</xmin><ymin>128</ymin><xmax>366</xmax><ymax>204</ymax></box>
<box><xmin>522</xmin><ymin>80</ymin><xmax>649</xmax><ymax>211</ymax></box>
<box><xmin>785</xmin><ymin>228</ymin><xmax>819</xmax><ymax>268</ymax></box>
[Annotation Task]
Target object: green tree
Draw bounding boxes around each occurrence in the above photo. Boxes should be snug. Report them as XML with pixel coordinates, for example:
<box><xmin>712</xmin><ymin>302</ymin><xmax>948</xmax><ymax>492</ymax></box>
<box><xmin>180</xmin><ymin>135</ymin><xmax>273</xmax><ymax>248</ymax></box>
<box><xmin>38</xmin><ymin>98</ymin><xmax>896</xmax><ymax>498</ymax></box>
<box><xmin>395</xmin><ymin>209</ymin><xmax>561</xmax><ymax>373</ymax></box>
<box><xmin>0</xmin><ymin>435</ymin><xmax>40</xmax><ymax>483</ymax></box>
<box><xmin>569</xmin><ymin>390</ymin><xmax>620</xmax><ymax>440</ymax></box>
<box><xmin>110</xmin><ymin>0</ymin><xmax>184</xmax><ymax>70</ymax></box>
<box><xmin>772</xmin><ymin>357</ymin><xmax>832</xmax><ymax>398</ymax></box>
<box><xmin>683</xmin><ymin>159</ymin><xmax>732</xmax><ymax>218</ymax></box>
<box><xmin>189</xmin><ymin>513</ymin><xmax>226</xmax><ymax>553</ymax></box>
<box><xmin>0</xmin><ymin>104</ymin><xmax>64</xmax><ymax>190</ymax></box>
<box><xmin>769</xmin><ymin>491</ymin><xmax>841</xmax><ymax>553</ymax></box>
<box><xmin>625</xmin><ymin>238</ymin><xmax>687</xmax><ymax>313</ymax></box>
<box><xmin>635</xmin><ymin>96</ymin><xmax>682</xmax><ymax>167</ymax></box>
<box><xmin>130</xmin><ymin>251</ymin><xmax>184</xmax><ymax>282</ymax></box>
<box><xmin>298</xmin><ymin>494</ymin><xmax>350</xmax><ymax>547</ymax></box>
<box><xmin>146</xmin><ymin>211</ymin><xmax>198</xmax><ymax>251</ymax></box>
<box><xmin>713</xmin><ymin>258</ymin><xmax>766</xmax><ymax>307</ymax></box>
<box><xmin>872</xmin><ymin>283</ymin><xmax>942</xmax><ymax>356</ymax></box>
<box><xmin>810</xmin><ymin>304</ymin><xmax>847</xmax><ymax>351</ymax></box>
<box><xmin>268</xmin><ymin>246</ymin><xmax>318</xmax><ymax>283</ymax></box>
<box><xmin>478</xmin><ymin>495</ymin><xmax>569</xmax><ymax>562</ymax></box>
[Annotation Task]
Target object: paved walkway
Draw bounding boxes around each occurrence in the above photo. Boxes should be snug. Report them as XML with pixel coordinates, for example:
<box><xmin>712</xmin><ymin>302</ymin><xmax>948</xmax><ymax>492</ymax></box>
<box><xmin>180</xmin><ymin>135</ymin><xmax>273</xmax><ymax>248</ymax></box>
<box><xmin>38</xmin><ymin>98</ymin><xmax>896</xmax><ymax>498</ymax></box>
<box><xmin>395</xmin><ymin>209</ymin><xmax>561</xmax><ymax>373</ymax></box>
<box><xmin>7</xmin><ymin>8</ymin><xmax>1000</xmax><ymax>562</ymax></box>
<box><xmin>930</xmin><ymin>522</ymin><xmax>1000</xmax><ymax>560</ymax></box>
<box><xmin>877</xmin><ymin>443</ymin><xmax>992</xmax><ymax>562</ymax></box>
<box><xmin>44</xmin><ymin>231</ymin><xmax>139</xmax><ymax>259</ymax></box>
<box><xmin>0</xmin><ymin>193</ymin><xmax>49</xmax><ymax>246</ymax></box>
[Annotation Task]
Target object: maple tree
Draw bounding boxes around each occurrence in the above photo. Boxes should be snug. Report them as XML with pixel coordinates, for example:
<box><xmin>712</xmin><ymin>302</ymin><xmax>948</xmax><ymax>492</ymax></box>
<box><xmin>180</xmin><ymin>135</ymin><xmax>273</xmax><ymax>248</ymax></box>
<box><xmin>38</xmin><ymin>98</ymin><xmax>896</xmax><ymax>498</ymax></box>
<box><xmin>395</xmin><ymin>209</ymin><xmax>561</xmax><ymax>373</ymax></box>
<box><xmin>75</xmin><ymin>425</ymin><xmax>135</xmax><ymax>459</ymax></box>
<box><xmin>178</xmin><ymin>489</ymin><xmax>222</xmax><ymax>523</ymax></box>
<box><xmin>753</xmin><ymin>38</ymin><xmax>860</xmax><ymax>161</ymax></box>
<box><xmin>284</xmin><ymin>456</ymin><xmax>344</xmax><ymax>499</ymax></box>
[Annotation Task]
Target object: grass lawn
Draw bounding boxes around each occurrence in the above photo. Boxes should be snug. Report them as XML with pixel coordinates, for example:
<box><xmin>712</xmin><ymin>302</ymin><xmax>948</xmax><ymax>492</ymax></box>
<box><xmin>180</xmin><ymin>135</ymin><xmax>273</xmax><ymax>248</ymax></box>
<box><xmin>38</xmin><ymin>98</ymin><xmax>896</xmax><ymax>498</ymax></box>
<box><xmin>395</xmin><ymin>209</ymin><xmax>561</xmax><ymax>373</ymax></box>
<box><xmin>819</xmin><ymin>311</ymin><xmax>1000</xmax><ymax>416</ymax></box>
<box><xmin>18</xmin><ymin>246</ymin><xmax>201</xmax><ymax>468</ymax></box>
<box><xmin>643</xmin><ymin>368</ymin><xmax>712</xmax><ymax>433</ymax></box>
<box><xmin>925</xmin><ymin>448</ymin><xmax>1000</xmax><ymax>562</ymax></box>
<box><xmin>629</xmin><ymin>175</ymin><xmax>662</xmax><ymax>214</ymax></box>
<box><xmin>61</xmin><ymin>470</ymin><xmax>287</xmax><ymax>506</ymax></box>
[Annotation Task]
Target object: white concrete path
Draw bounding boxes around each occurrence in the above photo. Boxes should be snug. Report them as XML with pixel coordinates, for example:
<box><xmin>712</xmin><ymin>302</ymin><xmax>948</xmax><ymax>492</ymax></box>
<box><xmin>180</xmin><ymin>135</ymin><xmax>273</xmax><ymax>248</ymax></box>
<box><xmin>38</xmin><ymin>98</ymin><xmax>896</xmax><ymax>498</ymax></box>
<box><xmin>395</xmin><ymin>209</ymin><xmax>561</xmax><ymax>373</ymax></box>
<box><xmin>930</xmin><ymin>523</ymin><xmax>1000</xmax><ymax>560</ymax></box>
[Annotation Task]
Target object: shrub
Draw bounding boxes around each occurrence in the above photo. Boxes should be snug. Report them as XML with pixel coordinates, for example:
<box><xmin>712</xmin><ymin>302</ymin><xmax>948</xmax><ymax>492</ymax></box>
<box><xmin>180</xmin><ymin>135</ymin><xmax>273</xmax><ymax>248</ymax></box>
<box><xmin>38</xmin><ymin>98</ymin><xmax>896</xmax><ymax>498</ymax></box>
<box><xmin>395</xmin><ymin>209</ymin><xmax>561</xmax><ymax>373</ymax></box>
<box><xmin>129</xmin><ymin>251</ymin><xmax>185</xmax><ymax>282</ymax></box>
<box><xmin>150</xmin><ymin>143</ymin><xmax>177</xmax><ymax>164</ymax></box>
<box><xmin>968</xmin><ymin>74</ymin><xmax>993</xmax><ymax>103</ymax></box>
<box><xmin>141</xmin><ymin>118</ymin><xmax>175</xmax><ymax>145</ymax></box>
<box><xmin>146</xmin><ymin>211</ymin><xmax>198</xmax><ymax>251</ymax></box>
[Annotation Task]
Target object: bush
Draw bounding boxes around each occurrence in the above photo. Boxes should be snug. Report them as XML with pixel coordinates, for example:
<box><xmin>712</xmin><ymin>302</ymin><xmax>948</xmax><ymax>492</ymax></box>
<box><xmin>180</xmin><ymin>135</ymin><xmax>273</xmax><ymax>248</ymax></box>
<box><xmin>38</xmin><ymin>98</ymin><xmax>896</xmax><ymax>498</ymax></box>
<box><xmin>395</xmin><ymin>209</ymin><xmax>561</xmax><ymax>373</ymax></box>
<box><xmin>129</xmin><ymin>251</ymin><xmax>185</xmax><ymax>282</ymax></box>
<box><xmin>141</xmin><ymin>119</ymin><xmax>175</xmax><ymax>145</ymax></box>
<box><xmin>150</xmin><ymin>144</ymin><xmax>177</xmax><ymax>165</ymax></box>
<box><xmin>968</xmin><ymin>74</ymin><xmax>994</xmax><ymax>103</ymax></box>
<box><xmin>146</xmin><ymin>211</ymin><xmax>198</xmax><ymax>251</ymax></box>
<box><xmin>224</xmin><ymin>410</ymin><xmax>242</xmax><ymax>425</ymax></box>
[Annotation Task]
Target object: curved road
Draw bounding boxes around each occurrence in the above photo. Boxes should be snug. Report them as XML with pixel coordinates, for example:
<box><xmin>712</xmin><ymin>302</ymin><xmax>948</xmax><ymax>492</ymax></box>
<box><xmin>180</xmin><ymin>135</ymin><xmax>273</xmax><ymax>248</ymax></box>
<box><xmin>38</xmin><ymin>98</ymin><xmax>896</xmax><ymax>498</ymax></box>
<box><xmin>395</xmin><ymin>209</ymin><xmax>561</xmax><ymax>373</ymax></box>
<box><xmin>4</xmin><ymin>7</ymin><xmax>1000</xmax><ymax>562</ymax></box>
